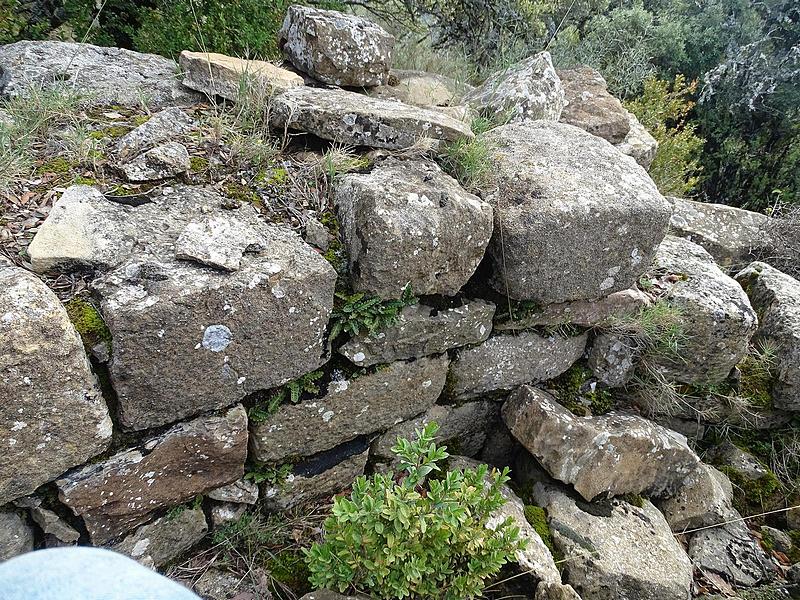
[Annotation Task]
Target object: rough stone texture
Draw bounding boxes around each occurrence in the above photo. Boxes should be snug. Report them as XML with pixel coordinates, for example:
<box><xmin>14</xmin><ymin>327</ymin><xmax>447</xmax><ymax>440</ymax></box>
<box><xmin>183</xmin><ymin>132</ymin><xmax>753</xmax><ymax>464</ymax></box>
<box><xmin>649</xmin><ymin>236</ymin><xmax>757</xmax><ymax>385</ymax></box>
<box><xmin>335</xmin><ymin>159</ymin><xmax>493</xmax><ymax>299</ymax></box>
<box><xmin>494</xmin><ymin>288</ymin><xmax>650</xmax><ymax>331</ymax></box>
<box><xmin>0</xmin><ymin>510</ymin><xmax>34</xmax><ymax>561</ymax></box>
<box><xmin>57</xmin><ymin>406</ymin><xmax>247</xmax><ymax>544</ymax></box>
<box><xmin>480</xmin><ymin>121</ymin><xmax>671</xmax><ymax>303</ymax></box>
<box><xmin>658</xmin><ymin>464</ymin><xmax>737</xmax><ymax>532</ymax></box>
<box><xmin>111</xmin><ymin>507</ymin><xmax>208</xmax><ymax>568</ymax></box>
<box><xmin>534</xmin><ymin>583</ymin><xmax>583</xmax><ymax>600</ymax></box>
<box><xmin>616</xmin><ymin>111</ymin><xmax>658</xmax><ymax>170</ymax></box>
<box><xmin>0</xmin><ymin>41</ymin><xmax>201</xmax><ymax>107</ymax></box>
<box><xmin>463</xmin><ymin>52</ymin><xmax>565</xmax><ymax>122</ymax></box>
<box><xmin>762</xmin><ymin>526</ymin><xmax>792</xmax><ymax>554</ymax></box>
<box><xmin>250</xmin><ymin>355</ymin><xmax>449</xmax><ymax>462</ymax></box>
<box><xmin>279</xmin><ymin>5</ymin><xmax>393</xmax><ymax>87</ymax></box>
<box><xmin>179</xmin><ymin>51</ymin><xmax>304</xmax><ymax>102</ymax></box>
<box><xmin>190</xmin><ymin>568</ymin><xmax>271</xmax><ymax>600</ymax></box>
<box><xmin>30</xmin><ymin>507</ymin><xmax>80</xmax><ymax>546</ymax></box>
<box><xmin>299</xmin><ymin>591</ymin><xmax>367</xmax><ymax>600</ymax></box>
<box><xmin>207</xmin><ymin>479</ymin><xmax>258</xmax><ymax>505</ymax></box>
<box><xmin>369</xmin><ymin>70</ymin><xmax>465</xmax><ymax>107</ymax></box>
<box><xmin>271</xmin><ymin>86</ymin><xmax>473</xmax><ymax>150</ymax></box>
<box><xmin>121</xmin><ymin>141</ymin><xmax>190</xmax><ymax>181</ymax></box>
<box><xmin>588</xmin><ymin>333</ymin><xmax>640</xmax><ymax>388</ymax></box>
<box><xmin>533</xmin><ymin>483</ymin><xmax>694</xmax><ymax>600</ymax></box>
<box><xmin>557</xmin><ymin>66</ymin><xmax>630</xmax><ymax>143</ymax></box>
<box><xmin>736</xmin><ymin>262</ymin><xmax>800</xmax><ymax>411</ymax></box>
<box><xmin>447</xmin><ymin>331</ymin><xmax>587</xmax><ymax>401</ymax></box>
<box><xmin>478</xmin><ymin>418</ymin><xmax>521</xmax><ymax>468</ymax></box>
<box><xmin>0</xmin><ymin>263</ymin><xmax>112</xmax><ymax>505</ymax></box>
<box><xmin>28</xmin><ymin>185</ymin><xmax>336</xmax><ymax>430</ymax></box>
<box><xmin>706</xmin><ymin>440</ymin><xmax>772</xmax><ymax>482</ymax></box>
<box><xmin>115</xmin><ymin>107</ymin><xmax>195</xmax><ymax>160</ymax></box>
<box><xmin>669</xmin><ymin>197</ymin><xmax>771</xmax><ymax>270</ymax></box>
<box><xmin>339</xmin><ymin>300</ymin><xmax>495</xmax><ymax>366</ymax></box>
<box><xmin>503</xmin><ymin>386</ymin><xmax>700</xmax><ymax>500</ymax></box>
<box><xmin>210</xmin><ymin>502</ymin><xmax>247</xmax><ymax>529</ymax></box>
<box><xmin>688</xmin><ymin>521</ymin><xmax>775</xmax><ymax>587</ymax></box>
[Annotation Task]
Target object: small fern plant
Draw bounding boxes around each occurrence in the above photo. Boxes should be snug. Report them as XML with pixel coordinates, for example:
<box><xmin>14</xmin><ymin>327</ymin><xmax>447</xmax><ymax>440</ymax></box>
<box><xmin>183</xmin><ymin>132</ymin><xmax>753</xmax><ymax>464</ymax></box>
<box><xmin>304</xmin><ymin>422</ymin><xmax>525</xmax><ymax>600</ymax></box>
<box><xmin>249</xmin><ymin>370</ymin><xmax>323</xmax><ymax>422</ymax></box>
<box><xmin>329</xmin><ymin>284</ymin><xmax>416</xmax><ymax>340</ymax></box>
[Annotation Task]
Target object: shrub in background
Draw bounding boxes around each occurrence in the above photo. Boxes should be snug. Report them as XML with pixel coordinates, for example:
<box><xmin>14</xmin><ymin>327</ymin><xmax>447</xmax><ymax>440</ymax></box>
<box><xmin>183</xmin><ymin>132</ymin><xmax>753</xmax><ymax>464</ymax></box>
<box><xmin>305</xmin><ymin>422</ymin><xmax>525</xmax><ymax>600</ymax></box>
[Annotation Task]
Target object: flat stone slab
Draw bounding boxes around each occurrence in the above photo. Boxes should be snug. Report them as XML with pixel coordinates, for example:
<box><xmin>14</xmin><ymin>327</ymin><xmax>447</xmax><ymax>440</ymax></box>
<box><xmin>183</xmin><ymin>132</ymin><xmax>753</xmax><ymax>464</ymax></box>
<box><xmin>558</xmin><ymin>66</ymin><xmax>630</xmax><ymax>143</ymax></box>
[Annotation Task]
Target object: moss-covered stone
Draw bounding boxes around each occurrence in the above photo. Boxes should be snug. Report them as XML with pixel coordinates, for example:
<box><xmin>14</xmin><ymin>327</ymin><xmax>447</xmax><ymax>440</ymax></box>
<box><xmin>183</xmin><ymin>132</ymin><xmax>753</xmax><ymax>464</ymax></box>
<box><xmin>89</xmin><ymin>125</ymin><xmax>131</xmax><ymax>139</ymax></box>
<box><xmin>189</xmin><ymin>156</ymin><xmax>209</xmax><ymax>172</ymax></box>
<box><xmin>65</xmin><ymin>297</ymin><xmax>112</xmax><ymax>351</ymax></box>
<box><xmin>36</xmin><ymin>156</ymin><xmax>75</xmax><ymax>175</ymax></box>
<box><xmin>549</xmin><ymin>363</ymin><xmax>615</xmax><ymax>416</ymax></box>
<box><xmin>223</xmin><ymin>182</ymin><xmax>262</xmax><ymax>207</ymax></box>
<box><xmin>523</xmin><ymin>505</ymin><xmax>557</xmax><ymax>557</ymax></box>
<box><xmin>265</xmin><ymin>548</ymin><xmax>312</xmax><ymax>593</ymax></box>
<box><xmin>718</xmin><ymin>464</ymin><xmax>781</xmax><ymax>514</ymax></box>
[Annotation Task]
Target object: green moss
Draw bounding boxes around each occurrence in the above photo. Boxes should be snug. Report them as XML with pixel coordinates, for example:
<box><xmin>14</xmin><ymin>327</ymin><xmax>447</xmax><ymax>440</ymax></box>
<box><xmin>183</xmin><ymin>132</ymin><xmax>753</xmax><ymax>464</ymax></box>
<box><xmin>718</xmin><ymin>465</ymin><xmax>781</xmax><ymax>513</ymax></box>
<box><xmin>737</xmin><ymin>346</ymin><xmax>777</xmax><ymax>408</ymax></box>
<box><xmin>223</xmin><ymin>182</ymin><xmax>262</xmax><ymax>207</ymax></box>
<box><xmin>621</xmin><ymin>493</ymin><xmax>645</xmax><ymax>508</ymax></box>
<box><xmin>523</xmin><ymin>505</ymin><xmax>559</xmax><ymax>560</ymax></box>
<box><xmin>131</xmin><ymin>115</ymin><xmax>151</xmax><ymax>127</ymax></box>
<box><xmin>189</xmin><ymin>156</ymin><xmax>209</xmax><ymax>172</ymax></box>
<box><xmin>73</xmin><ymin>175</ymin><xmax>98</xmax><ymax>186</ymax></box>
<box><xmin>36</xmin><ymin>156</ymin><xmax>75</xmax><ymax>175</ymax></box>
<box><xmin>89</xmin><ymin>125</ymin><xmax>130</xmax><ymax>139</ymax></box>
<box><xmin>549</xmin><ymin>364</ymin><xmax>615</xmax><ymax>416</ymax></box>
<box><xmin>265</xmin><ymin>548</ymin><xmax>312</xmax><ymax>593</ymax></box>
<box><xmin>787</xmin><ymin>530</ymin><xmax>800</xmax><ymax>563</ymax></box>
<box><xmin>65</xmin><ymin>298</ymin><xmax>112</xmax><ymax>351</ymax></box>
<box><xmin>256</xmin><ymin>166</ymin><xmax>289</xmax><ymax>187</ymax></box>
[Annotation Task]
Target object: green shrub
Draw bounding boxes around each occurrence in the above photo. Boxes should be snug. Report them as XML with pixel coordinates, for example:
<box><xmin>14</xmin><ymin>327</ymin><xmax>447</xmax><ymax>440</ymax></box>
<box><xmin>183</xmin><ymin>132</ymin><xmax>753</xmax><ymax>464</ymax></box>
<box><xmin>305</xmin><ymin>422</ymin><xmax>525</xmax><ymax>600</ymax></box>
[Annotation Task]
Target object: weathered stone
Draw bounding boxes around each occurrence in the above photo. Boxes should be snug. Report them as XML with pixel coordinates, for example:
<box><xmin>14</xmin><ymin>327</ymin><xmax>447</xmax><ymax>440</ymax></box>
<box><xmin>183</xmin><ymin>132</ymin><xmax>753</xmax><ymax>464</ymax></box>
<box><xmin>179</xmin><ymin>51</ymin><xmax>304</xmax><ymax>102</ymax></box>
<box><xmin>534</xmin><ymin>582</ymin><xmax>583</xmax><ymax>600</ymax></box>
<box><xmin>57</xmin><ymin>406</ymin><xmax>247</xmax><ymax>544</ymax></box>
<box><xmin>669</xmin><ymin>197</ymin><xmax>771</xmax><ymax>270</ymax></box>
<box><xmin>736</xmin><ymin>262</ymin><xmax>800</xmax><ymax>411</ymax></box>
<box><xmin>121</xmin><ymin>141</ymin><xmax>190</xmax><ymax>181</ymax></box>
<box><xmin>588</xmin><ymin>333</ymin><xmax>640</xmax><ymax>388</ymax></box>
<box><xmin>340</xmin><ymin>300</ymin><xmax>495</xmax><ymax>366</ymax></box>
<box><xmin>0</xmin><ymin>263</ymin><xmax>112</xmax><ymax>505</ymax></box>
<box><xmin>299</xmin><ymin>591</ymin><xmax>367</xmax><ymax>600</ymax></box>
<box><xmin>494</xmin><ymin>288</ymin><xmax>650</xmax><ymax>331</ymax></box>
<box><xmin>279</xmin><ymin>6</ymin><xmax>393</xmax><ymax>87</ymax></box>
<box><xmin>304</xmin><ymin>215</ymin><xmax>330</xmax><ymax>251</ymax></box>
<box><xmin>250</xmin><ymin>355</ymin><xmax>449</xmax><ymax>462</ymax></box>
<box><xmin>0</xmin><ymin>41</ymin><xmax>201</xmax><ymax>107</ymax></box>
<box><xmin>688</xmin><ymin>521</ymin><xmax>775</xmax><ymax>587</ymax></box>
<box><xmin>761</xmin><ymin>526</ymin><xmax>792</xmax><ymax>554</ymax></box>
<box><xmin>533</xmin><ymin>483</ymin><xmax>693</xmax><ymax>600</ymax></box>
<box><xmin>207</xmin><ymin>479</ymin><xmax>258</xmax><ymax>505</ymax></box>
<box><xmin>648</xmin><ymin>236</ymin><xmax>757</xmax><ymax>385</ymax></box>
<box><xmin>335</xmin><ymin>159</ymin><xmax>492</xmax><ymax>299</ymax></box>
<box><xmin>447</xmin><ymin>332</ymin><xmax>587</xmax><ymax>401</ymax></box>
<box><xmin>30</xmin><ymin>507</ymin><xmax>80</xmax><ymax>545</ymax></box>
<box><xmin>480</xmin><ymin>121</ymin><xmax>671</xmax><ymax>303</ymax></box>
<box><xmin>477</xmin><ymin>418</ymin><xmax>521</xmax><ymax>468</ymax></box>
<box><xmin>369</xmin><ymin>70</ymin><xmax>465</xmax><ymax>107</ymax></box>
<box><xmin>706</xmin><ymin>440</ymin><xmax>772</xmax><ymax>483</ymax></box>
<box><xmin>558</xmin><ymin>66</ymin><xmax>630</xmax><ymax>143</ymax></box>
<box><xmin>464</xmin><ymin>52</ymin><xmax>565</xmax><ymax>122</ymax></box>
<box><xmin>111</xmin><ymin>508</ymin><xmax>208</xmax><ymax>568</ymax></box>
<box><xmin>114</xmin><ymin>107</ymin><xmax>194</xmax><ymax>160</ymax></box>
<box><xmin>271</xmin><ymin>86</ymin><xmax>473</xmax><ymax>150</ymax></box>
<box><xmin>190</xmin><ymin>568</ymin><xmax>271</xmax><ymax>600</ymax></box>
<box><xmin>658</xmin><ymin>464</ymin><xmax>737</xmax><ymax>532</ymax></box>
<box><xmin>503</xmin><ymin>386</ymin><xmax>700</xmax><ymax>500</ymax></box>
<box><xmin>615</xmin><ymin>110</ymin><xmax>658</xmax><ymax>170</ymax></box>
<box><xmin>0</xmin><ymin>510</ymin><xmax>34</xmax><ymax>561</ymax></box>
<box><xmin>210</xmin><ymin>502</ymin><xmax>247</xmax><ymax>528</ymax></box>
<box><xmin>173</xmin><ymin>213</ymin><xmax>264</xmax><ymax>271</ymax></box>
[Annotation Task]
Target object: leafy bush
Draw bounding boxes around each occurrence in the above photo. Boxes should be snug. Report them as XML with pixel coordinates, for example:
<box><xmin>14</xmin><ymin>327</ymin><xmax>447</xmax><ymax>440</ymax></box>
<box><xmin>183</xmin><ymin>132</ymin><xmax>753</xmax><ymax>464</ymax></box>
<box><xmin>329</xmin><ymin>284</ymin><xmax>417</xmax><ymax>340</ymax></box>
<box><xmin>305</xmin><ymin>422</ymin><xmax>525</xmax><ymax>600</ymax></box>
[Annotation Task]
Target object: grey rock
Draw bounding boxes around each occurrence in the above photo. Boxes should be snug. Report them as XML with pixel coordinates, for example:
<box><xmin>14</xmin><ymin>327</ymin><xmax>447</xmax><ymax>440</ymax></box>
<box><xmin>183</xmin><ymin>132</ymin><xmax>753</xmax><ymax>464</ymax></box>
<box><xmin>0</xmin><ymin>263</ymin><xmax>112</xmax><ymax>505</ymax></box>
<box><xmin>688</xmin><ymin>520</ymin><xmax>774</xmax><ymax>587</ymax></box>
<box><xmin>114</xmin><ymin>107</ymin><xmax>195</xmax><ymax>160</ymax></box>
<box><xmin>0</xmin><ymin>41</ymin><xmax>201</xmax><ymax>107</ymax></box>
<box><xmin>271</xmin><ymin>86</ymin><xmax>473</xmax><ymax>150</ymax></box>
<box><xmin>648</xmin><ymin>236</ymin><xmax>757</xmax><ymax>385</ymax></box>
<box><xmin>736</xmin><ymin>262</ymin><xmax>800</xmax><ymax>411</ymax></box>
<box><xmin>588</xmin><ymin>333</ymin><xmax>640</xmax><ymax>388</ymax></box>
<box><xmin>335</xmin><ymin>159</ymin><xmax>493</xmax><ymax>299</ymax></box>
<box><xmin>121</xmin><ymin>141</ymin><xmax>190</xmax><ymax>182</ymax></box>
<box><xmin>179</xmin><ymin>51</ymin><xmax>304</xmax><ymax>102</ymax></box>
<box><xmin>369</xmin><ymin>69</ymin><xmax>465</xmax><ymax>107</ymax></box>
<box><xmin>480</xmin><ymin>121</ymin><xmax>671</xmax><ymax>303</ymax></box>
<box><xmin>534</xmin><ymin>582</ymin><xmax>583</xmax><ymax>600</ymax></box>
<box><xmin>30</xmin><ymin>507</ymin><xmax>80</xmax><ymax>545</ymax></box>
<box><xmin>57</xmin><ymin>405</ymin><xmax>247</xmax><ymax>544</ymax></box>
<box><xmin>447</xmin><ymin>331</ymin><xmax>587</xmax><ymax>401</ymax></box>
<box><xmin>558</xmin><ymin>66</ymin><xmax>630</xmax><ymax>143</ymax></box>
<box><xmin>477</xmin><ymin>417</ymin><xmax>521</xmax><ymax>468</ymax></box>
<box><xmin>0</xmin><ymin>510</ymin><xmax>34</xmax><ymax>561</ymax></box>
<box><xmin>0</xmin><ymin>108</ymin><xmax>13</xmax><ymax>128</ymax></box>
<box><xmin>299</xmin><ymin>591</ymin><xmax>367</xmax><ymax>600</ymax></box>
<box><xmin>788</xmin><ymin>564</ymin><xmax>800</xmax><ymax>583</ymax></box>
<box><xmin>112</xmin><ymin>507</ymin><xmax>208</xmax><ymax>568</ymax></box>
<box><xmin>210</xmin><ymin>502</ymin><xmax>247</xmax><ymax>529</ymax></box>
<box><xmin>340</xmin><ymin>300</ymin><xmax>495</xmax><ymax>366</ymax></box>
<box><xmin>190</xmin><ymin>568</ymin><xmax>271</xmax><ymax>600</ymax></box>
<box><xmin>173</xmin><ymin>213</ymin><xmax>264</xmax><ymax>271</ymax></box>
<box><xmin>464</xmin><ymin>52</ymin><xmax>565</xmax><ymax>122</ymax></box>
<box><xmin>503</xmin><ymin>386</ymin><xmax>700</xmax><ymax>500</ymax></box>
<box><xmin>761</xmin><ymin>526</ymin><xmax>792</xmax><ymax>554</ymax></box>
<box><xmin>304</xmin><ymin>215</ymin><xmax>330</xmax><ymax>251</ymax></box>
<box><xmin>279</xmin><ymin>6</ymin><xmax>394</xmax><ymax>87</ymax></box>
<box><xmin>706</xmin><ymin>440</ymin><xmax>772</xmax><ymax>482</ymax></box>
<box><xmin>669</xmin><ymin>197</ymin><xmax>771</xmax><ymax>271</ymax></box>
<box><xmin>250</xmin><ymin>355</ymin><xmax>449</xmax><ymax>463</ymax></box>
<box><xmin>616</xmin><ymin>110</ymin><xmax>658</xmax><ymax>170</ymax></box>
<box><xmin>207</xmin><ymin>479</ymin><xmax>258</xmax><ymax>505</ymax></box>
<box><xmin>533</xmin><ymin>483</ymin><xmax>693</xmax><ymax>600</ymax></box>
<box><xmin>658</xmin><ymin>464</ymin><xmax>737</xmax><ymax>532</ymax></box>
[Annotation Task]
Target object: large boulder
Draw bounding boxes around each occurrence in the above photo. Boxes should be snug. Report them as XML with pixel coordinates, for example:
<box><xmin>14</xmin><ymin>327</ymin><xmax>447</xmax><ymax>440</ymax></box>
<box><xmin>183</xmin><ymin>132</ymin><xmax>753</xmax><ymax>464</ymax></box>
<box><xmin>335</xmin><ymin>159</ymin><xmax>493</xmax><ymax>299</ymax></box>
<box><xmin>463</xmin><ymin>52</ymin><xmax>565</xmax><ymax>122</ymax></box>
<box><xmin>250</xmin><ymin>355</ymin><xmax>449</xmax><ymax>463</ymax></box>
<box><xmin>57</xmin><ymin>405</ymin><xmax>247</xmax><ymax>544</ymax></box>
<box><xmin>0</xmin><ymin>510</ymin><xmax>34</xmax><ymax>561</ymax></box>
<box><xmin>28</xmin><ymin>185</ymin><xmax>336</xmax><ymax>430</ymax></box>
<box><xmin>688</xmin><ymin>521</ymin><xmax>775</xmax><ymax>588</ymax></box>
<box><xmin>736</xmin><ymin>262</ymin><xmax>800</xmax><ymax>411</ymax></box>
<box><xmin>557</xmin><ymin>66</ymin><xmax>630</xmax><ymax>143</ymax></box>
<box><xmin>616</xmin><ymin>111</ymin><xmax>658</xmax><ymax>170</ymax></box>
<box><xmin>271</xmin><ymin>87</ymin><xmax>473</xmax><ymax>150</ymax></box>
<box><xmin>0</xmin><ymin>41</ymin><xmax>201</xmax><ymax>107</ymax></box>
<box><xmin>503</xmin><ymin>386</ymin><xmax>700</xmax><ymax>500</ymax></box>
<box><xmin>479</xmin><ymin>121</ymin><xmax>671</xmax><ymax>303</ymax></box>
<box><xmin>179</xmin><ymin>51</ymin><xmax>304</xmax><ymax>102</ymax></box>
<box><xmin>658</xmin><ymin>463</ymin><xmax>737</xmax><ymax>531</ymax></box>
<box><xmin>278</xmin><ymin>5</ymin><xmax>394</xmax><ymax>87</ymax></box>
<box><xmin>533</xmin><ymin>483</ymin><xmax>694</xmax><ymax>600</ymax></box>
<box><xmin>647</xmin><ymin>236</ymin><xmax>757</xmax><ymax>385</ymax></box>
<box><xmin>0</xmin><ymin>263</ymin><xmax>112</xmax><ymax>505</ymax></box>
<box><xmin>447</xmin><ymin>331</ymin><xmax>587</xmax><ymax>401</ymax></box>
<box><xmin>669</xmin><ymin>197</ymin><xmax>771</xmax><ymax>270</ymax></box>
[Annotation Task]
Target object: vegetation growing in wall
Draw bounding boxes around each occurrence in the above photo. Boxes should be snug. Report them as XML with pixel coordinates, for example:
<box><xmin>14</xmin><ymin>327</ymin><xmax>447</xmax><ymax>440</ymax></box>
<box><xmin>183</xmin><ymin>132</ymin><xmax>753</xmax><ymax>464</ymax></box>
<box><xmin>248</xmin><ymin>370</ymin><xmax>324</xmax><ymax>422</ymax></box>
<box><xmin>549</xmin><ymin>363</ymin><xmax>615</xmax><ymax>416</ymax></box>
<box><xmin>523</xmin><ymin>504</ymin><xmax>559</xmax><ymax>558</ymax></box>
<box><xmin>329</xmin><ymin>284</ymin><xmax>417</xmax><ymax>341</ymax></box>
<box><xmin>65</xmin><ymin>297</ymin><xmax>112</xmax><ymax>351</ymax></box>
